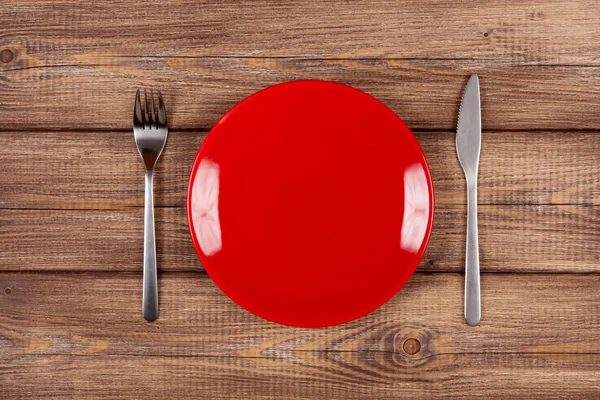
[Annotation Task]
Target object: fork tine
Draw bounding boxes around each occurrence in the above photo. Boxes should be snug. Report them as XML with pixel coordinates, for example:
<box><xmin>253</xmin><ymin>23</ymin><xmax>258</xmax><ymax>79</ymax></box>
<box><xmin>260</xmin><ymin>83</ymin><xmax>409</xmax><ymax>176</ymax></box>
<box><xmin>144</xmin><ymin>89</ymin><xmax>150</xmax><ymax>129</ymax></box>
<box><xmin>150</xmin><ymin>89</ymin><xmax>156</xmax><ymax>130</ymax></box>
<box><xmin>134</xmin><ymin>89</ymin><xmax>144</xmax><ymax>128</ymax></box>
<box><xmin>157</xmin><ymin>89</ymin><xmax>167</xmax><ymax>127</ymax></box>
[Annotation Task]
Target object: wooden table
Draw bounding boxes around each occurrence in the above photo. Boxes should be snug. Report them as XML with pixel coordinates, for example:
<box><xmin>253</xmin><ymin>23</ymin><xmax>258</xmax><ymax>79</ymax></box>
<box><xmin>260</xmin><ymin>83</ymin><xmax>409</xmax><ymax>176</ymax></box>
<box><xmin>2</xmin><ymin>1</ymin><xmax>600</xmax><ymax>398</ymax></box>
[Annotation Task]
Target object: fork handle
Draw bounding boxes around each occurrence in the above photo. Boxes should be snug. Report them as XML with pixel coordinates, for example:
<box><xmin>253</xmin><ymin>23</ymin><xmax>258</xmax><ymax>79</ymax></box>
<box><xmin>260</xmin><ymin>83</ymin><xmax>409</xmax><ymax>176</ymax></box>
<box><xmin>465</xmin><ymin>180</ymin><xmax>481</xmax><ymax>326</ymax></box>
<box><xmin>143</xmin><ymin>169</ymin><xmax>159</xmax><ymax>322</ymax></box>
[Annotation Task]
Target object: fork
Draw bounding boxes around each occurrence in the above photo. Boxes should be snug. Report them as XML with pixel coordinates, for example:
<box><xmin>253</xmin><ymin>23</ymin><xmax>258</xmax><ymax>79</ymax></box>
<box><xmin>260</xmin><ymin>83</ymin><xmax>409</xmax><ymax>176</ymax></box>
<box><xmin>133</xmin><ymin>89</ymin><xmax>168</xmax><ymax>322</ymax></box>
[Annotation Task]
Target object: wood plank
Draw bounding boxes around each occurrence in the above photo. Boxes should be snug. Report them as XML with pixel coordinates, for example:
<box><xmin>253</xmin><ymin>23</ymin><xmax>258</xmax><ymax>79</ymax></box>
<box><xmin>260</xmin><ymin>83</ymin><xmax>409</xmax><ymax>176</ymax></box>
<box><xmin>3</xmin><ymin>354</ymin><xmax>600</xmax><ymax>399</ymax></box>
<box><xmin>2</xmin><ymin>272</ymin><xmax>600</xmax><ymax>357</ymax></box>
<box><xmin>2</xmin><ymin>0</ymin><xmax>599</xmax><ymax>62</ymax></box>
<box><xmin>3</xmin><ymin>272</ymin><xmax>600</xmax><ymax>398</ymax></box>
<box><xmin>0</xmin><ymin>208</ymin><xmax>199</xmax><ymax>272</ymax></box>
<box><xmin>1</xmin><ymin>58</ymin><xmax>599</xmax><ymax>130</ymax></box>
<box><xmin>2</xmin><ymin>130</ymin><xmax>600</xmax><ymax>210</ymax></box>
<box><xmin>1</xmin><ymin>204</ymin><xmax>600</xmax><ymax>273</ymax></box>
<box><xmin>0</xmin><ymin>131</ymin><xmax>205</xmax><ymax>209</ymax></box>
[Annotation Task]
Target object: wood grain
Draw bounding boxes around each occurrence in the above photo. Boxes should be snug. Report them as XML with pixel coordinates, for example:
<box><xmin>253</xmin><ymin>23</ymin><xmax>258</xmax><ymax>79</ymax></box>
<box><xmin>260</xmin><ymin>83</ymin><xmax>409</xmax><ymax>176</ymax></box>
<box><xmin>1</xmin><ymin>204</ymin><xmax>600</xmax><ymax>273</ymax></box>
<box><xmin>1</xmin><ymin>58</ymin><xmax>599</xmax><ymax>131</ymax></box>
<box><xmin>0</xmin><ymin>208</ymin><xmax>198</xmax><ymax>272</ymax></box>
<box><xmin>3</xmin><ymin>272</ymin><xmax>600</xmax><ymax>398</ymax></box>
<box><xmin>3</xmin><ymin>272</ymin><xmax>600</xmax><ymax>357</ymax></box>
<box><xmin>2</xmin><ymin>0</ymin><xmax>599</xmax><ymax>62</ymax></box>
<box><xmin>2</xmin><ymin>130</ymin><xmax>600</xmax><ymax>210</ymax></box>
<box><xmin>4</xmin><ymin>354</ymin><xmax>600</xmax><ymax>399</ymax></box>
<box><xmin>0</xmin><ymin>131</ymin><xmax>205</xmax><ymax>209</ymax></box>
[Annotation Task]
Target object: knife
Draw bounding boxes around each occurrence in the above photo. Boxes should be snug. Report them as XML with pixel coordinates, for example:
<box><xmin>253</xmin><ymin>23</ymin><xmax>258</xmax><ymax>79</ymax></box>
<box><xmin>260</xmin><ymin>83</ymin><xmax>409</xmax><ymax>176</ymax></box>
<box><xmin>456</xmin><ymin>74</ymin><xmax>481</xmax><ymax>327</ymax></box>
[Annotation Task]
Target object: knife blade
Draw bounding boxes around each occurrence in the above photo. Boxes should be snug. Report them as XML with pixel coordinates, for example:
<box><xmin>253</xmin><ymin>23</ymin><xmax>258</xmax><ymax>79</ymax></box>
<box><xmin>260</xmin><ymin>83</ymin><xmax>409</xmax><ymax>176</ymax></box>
<box><xmin>456</xmin><ymin>74</ymin><xmax>481</xmax><ymax>327</ymax></box>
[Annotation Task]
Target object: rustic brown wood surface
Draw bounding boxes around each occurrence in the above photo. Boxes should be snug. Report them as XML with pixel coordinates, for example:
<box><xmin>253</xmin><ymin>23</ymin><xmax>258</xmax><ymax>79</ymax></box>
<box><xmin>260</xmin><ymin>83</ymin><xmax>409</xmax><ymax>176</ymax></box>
<box><xmin>1</xmin><ymin>0</ymin><xmax>600</xmax><ymax>398</ymax></box>
<box><xmin>3</xmin><ymin>273</ymin><xmax>600</xmax><ymax>399</ymax></box>
<box><xmin>2</xmin><ymin>60</ymin><xmax>600</xmax><ymax>131</ymax></box>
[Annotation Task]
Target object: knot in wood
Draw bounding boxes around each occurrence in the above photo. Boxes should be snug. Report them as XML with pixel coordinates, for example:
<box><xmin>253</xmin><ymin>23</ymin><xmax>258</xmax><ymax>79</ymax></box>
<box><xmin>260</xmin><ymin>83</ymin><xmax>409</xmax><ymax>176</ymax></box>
<box><xmin>402</xmin><ymin>338</ymin><xmax>421</xmax><ymax>355</ymax></box>
<box><xmin>0</xmin><ymin>49</ymin><xmax>14</xmax><ymax>63</ymax></box>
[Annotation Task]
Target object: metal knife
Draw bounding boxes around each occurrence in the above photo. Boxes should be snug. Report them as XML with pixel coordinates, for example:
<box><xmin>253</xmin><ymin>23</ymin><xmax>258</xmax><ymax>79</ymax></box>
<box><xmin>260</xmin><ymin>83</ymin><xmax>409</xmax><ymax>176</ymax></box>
<box><xmin>456</xmin><ymin>74</ymin><xmax>481</xmax><ymax>327</ymax></box>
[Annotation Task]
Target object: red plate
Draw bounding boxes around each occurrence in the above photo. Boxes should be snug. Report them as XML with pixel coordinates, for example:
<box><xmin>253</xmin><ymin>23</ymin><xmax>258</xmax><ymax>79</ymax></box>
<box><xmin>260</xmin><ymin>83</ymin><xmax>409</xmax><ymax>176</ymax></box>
<box><xmin>188</xmin><ymin>80</ymin><xmax>434</xmax><ymax>327</ymax></box>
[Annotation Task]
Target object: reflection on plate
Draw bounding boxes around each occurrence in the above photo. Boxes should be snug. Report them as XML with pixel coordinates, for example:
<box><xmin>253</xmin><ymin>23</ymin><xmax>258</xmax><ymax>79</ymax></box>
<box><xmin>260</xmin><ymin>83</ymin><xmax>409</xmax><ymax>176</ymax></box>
<box><xmin>401</xmin><ymin>163</ymin><xmax>430</xmax><ymax>254</ymax></box>
<box><xmin>191</xmin><ymin>158</ymin><xmax>222</xmax><ymax>257</ymax></box>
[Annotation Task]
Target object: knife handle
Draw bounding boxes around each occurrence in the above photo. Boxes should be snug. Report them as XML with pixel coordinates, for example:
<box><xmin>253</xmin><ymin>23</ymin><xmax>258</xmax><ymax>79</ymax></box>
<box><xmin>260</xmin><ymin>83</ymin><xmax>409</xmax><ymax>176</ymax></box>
<box><xmin>465</xmin><ymin>180</ymin><xmax>481</xmax><ymax>326</ymax></box>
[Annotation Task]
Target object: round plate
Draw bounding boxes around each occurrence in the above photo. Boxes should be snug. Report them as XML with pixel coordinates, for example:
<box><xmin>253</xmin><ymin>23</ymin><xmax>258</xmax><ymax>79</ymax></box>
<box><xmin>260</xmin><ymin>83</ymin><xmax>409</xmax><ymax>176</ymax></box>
<box><xmin>188</xmin><ymin>80</ymin><xmax>434</xmax><ymax>327</ymax></box>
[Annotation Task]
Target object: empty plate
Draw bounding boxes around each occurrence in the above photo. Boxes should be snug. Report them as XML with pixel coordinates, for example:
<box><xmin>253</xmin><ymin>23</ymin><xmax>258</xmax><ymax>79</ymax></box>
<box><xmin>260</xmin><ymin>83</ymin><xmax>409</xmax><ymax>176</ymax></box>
<box><xmin>188</xmin><ymin>80</ymin><xmax>434</xmax><ymax>327</ymax></box>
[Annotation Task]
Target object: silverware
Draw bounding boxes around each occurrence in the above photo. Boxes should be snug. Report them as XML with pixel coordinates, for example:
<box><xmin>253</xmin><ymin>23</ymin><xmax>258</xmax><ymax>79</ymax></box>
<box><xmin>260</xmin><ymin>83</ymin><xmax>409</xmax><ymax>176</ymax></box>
<box><xmin>456</xmin><ymin>74</ymin><xmax>481</xmax><ymax>327</ymax></box>
<box><xmin>133</xmin><ymin>89</ymin><xmax>168</xmax><ymax>322</ymax></box>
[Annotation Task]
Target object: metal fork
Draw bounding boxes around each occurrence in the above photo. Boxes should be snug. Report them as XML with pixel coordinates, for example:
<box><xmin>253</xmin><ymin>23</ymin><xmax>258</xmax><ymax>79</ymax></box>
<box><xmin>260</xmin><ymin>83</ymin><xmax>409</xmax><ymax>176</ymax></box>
<box><xmin>133</xmin><ymin>89</ymin><xmax>168</xmax><ymax>322</ymax></box>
